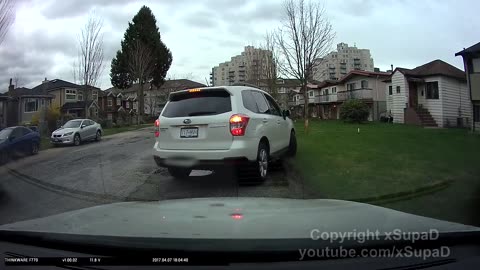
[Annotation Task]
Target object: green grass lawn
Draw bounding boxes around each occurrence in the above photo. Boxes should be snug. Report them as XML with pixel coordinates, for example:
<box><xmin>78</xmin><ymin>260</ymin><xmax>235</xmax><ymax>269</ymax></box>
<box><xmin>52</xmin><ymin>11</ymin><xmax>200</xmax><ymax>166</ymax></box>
<box><xmin>293</xmin><ymin>120</ymin><xmax>480</xmax><ymax>225</ymax></box>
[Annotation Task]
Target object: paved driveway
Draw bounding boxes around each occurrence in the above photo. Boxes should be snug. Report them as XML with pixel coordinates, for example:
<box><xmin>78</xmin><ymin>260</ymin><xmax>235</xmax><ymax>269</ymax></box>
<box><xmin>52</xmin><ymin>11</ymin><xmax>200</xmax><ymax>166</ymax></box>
<box><xmin>0</xmin><ymin>127</ymin><xmax>305</xmax><ymax>225</ymax></box>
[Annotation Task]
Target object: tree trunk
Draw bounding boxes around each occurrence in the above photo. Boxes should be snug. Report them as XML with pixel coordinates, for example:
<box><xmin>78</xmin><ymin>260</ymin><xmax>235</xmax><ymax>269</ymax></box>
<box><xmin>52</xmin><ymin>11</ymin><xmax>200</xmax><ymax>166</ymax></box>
<box><xmin>303</xmin><ymin>85</ymin><xmax>309</xmax><ymax>134</ymax></box>
<box><xmin>138</xmin><ymin>82</ymin><xmax>145</xmax><ymax>122</ymax></box>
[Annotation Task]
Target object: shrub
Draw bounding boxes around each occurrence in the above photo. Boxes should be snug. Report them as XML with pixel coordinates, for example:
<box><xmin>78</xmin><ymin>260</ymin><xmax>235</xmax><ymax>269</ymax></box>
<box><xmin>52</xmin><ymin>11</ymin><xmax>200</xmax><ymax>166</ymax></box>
<box><xmin>340</xmin><ymin>100</ymin><xmax>370</xmax><ymax>123</ymax></box>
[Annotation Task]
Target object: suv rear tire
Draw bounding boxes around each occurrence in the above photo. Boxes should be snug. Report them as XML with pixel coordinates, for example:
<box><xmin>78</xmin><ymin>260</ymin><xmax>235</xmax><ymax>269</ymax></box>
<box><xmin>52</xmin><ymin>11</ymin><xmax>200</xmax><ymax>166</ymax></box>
<box><xmin>253</xmin><ymin>142</ymin><xmax>269</xmax><ymax>181</ymax></box>
<box><xmin>168</xmin><ymin>167</ymin><xmax>192</xmax><ymax>179</ymax></box>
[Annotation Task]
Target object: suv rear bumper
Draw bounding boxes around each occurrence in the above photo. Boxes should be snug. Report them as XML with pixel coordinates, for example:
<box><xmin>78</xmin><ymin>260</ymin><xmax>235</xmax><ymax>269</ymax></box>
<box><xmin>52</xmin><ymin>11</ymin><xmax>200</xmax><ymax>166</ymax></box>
<box><xmin>153</xmin><ymin>155</ymin><xmax>250</xmax><ymax>170</ymax></box>
<box><xmin>152</xmin><ymin>138</ymin><xmax>259</xmax><ymax>169</ymax></box>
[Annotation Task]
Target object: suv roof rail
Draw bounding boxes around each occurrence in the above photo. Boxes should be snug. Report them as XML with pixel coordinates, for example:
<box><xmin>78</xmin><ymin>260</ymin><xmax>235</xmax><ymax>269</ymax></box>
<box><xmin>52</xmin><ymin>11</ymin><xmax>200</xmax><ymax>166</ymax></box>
<box><xmin>231</xmin><ymin>82</ymin><xmax>259</xmax><ymax>88</ymax></box>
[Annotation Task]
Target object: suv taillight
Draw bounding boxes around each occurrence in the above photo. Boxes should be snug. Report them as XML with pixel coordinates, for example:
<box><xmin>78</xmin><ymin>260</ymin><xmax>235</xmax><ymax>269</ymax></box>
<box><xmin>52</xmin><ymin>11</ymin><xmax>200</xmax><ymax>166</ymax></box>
<box><xmin>154</xmin><ymin>119</ymin><xmax>160</xmax><ymax>137</ymax></box>
<box><xmin>229</xmin><ymin>114</ymin><xmax>249</xmax><ymax>136</ymax></box>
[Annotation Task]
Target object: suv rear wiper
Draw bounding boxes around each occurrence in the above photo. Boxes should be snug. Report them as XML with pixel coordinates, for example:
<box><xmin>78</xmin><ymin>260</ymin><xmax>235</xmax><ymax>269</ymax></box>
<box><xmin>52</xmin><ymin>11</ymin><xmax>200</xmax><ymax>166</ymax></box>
<box><xmin>188</xmin><ymin>111</ymin><xmax>217</xmax><ymax>116</ymax></box>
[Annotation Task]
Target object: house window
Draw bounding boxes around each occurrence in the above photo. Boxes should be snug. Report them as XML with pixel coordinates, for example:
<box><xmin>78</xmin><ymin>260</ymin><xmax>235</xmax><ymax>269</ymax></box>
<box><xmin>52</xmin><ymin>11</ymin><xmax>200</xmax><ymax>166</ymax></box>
<box><xmin>24</xmin><ymin>98</ymin><xmax>39</xmax><ymax>112</ymax></box>
<box><xmin>92</xmin><ymin>90</ymin><xmax>98</xmax><ymax>100</ymax></box>
<box><xmin>472</xmin><ymin>58</ymin><xmax>480</xmax><ymax>73</ymax></box>
<box><xmin>108</xmin><ymin>98</ymin><xmax>113</xmax><ymax>107</ymax></box>
<box><xmin>347</xmin><ymin>83</ymin><xmax>356</xmax><ymax>90</ymax></box>
<box><xmin>133</xmin><ymin>102</ymin><xmax>138</xmax><ymax>110</ymax></box>
<box><xmin>107</xmin><ymin>113</ymin><xmax>113</xmax><ymax>120</ymax></box>
<box><xmin>309</xmin><ymin>91</ymin><xmax>314</xmax><ymax>97</ymax></box>
<box><xmin>396</xmin><ymin>86</ymin><xmax>401</xmax><ymax>94</ymax></box>
<box><xmin>78</xmin><ymin>93</ymin><xmax>83</xmax><ymax>101</ymax></box>
<box><xmin>116</xmin><ymin>98</ymin><xmax>121</xmax><ymax>106</ymax></box>
<box><xmin>361</xmin><ymin>80</ymin><xmax>369</xmax><ymax>88</ymax></box>
<box><xmin>426</xmin><ymin>81</ymin><xmax>439</xmax><ymax>99</ymax></box>
<box><xmin>332</xmin><ymin>87</ymin><xmax>336</xmax><ymax>93</ymax></box>
<box><xmin>388</xmin><ymin>86</ymin><xmax>393</xmax><ymax>95</ymax></box>
<box><xmin>126</xmin><ymin>102</ymin><xmax>130</xmax><ymax>109</ymax></box>
<box><xmin>65</xmin><ymin>89</ymin><xmax>77</xmax><ymax>100</ymax></box>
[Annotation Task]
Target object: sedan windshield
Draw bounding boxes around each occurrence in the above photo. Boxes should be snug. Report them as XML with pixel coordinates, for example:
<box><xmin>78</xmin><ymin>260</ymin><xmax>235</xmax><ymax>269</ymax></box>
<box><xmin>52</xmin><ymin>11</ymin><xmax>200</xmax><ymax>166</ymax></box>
<box><xmin>0</xmin><ymin>128</ymin><xmax>13</xmax><ymax>140</ymax></box>
<box><xmin>63</xmin><ymin>120</ymin><xmax>82</xmax><ymax>128</ymax></box>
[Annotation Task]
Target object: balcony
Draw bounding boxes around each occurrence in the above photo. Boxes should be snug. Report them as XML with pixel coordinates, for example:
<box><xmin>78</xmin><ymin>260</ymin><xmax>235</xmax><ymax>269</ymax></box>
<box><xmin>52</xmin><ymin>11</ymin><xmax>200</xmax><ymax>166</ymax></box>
<box><xmin>315</xmin><ymin>94</ymin><xmax>338</xmax><ymax>103</ymax></box>
<box><xmin>288</xmin><ymin>99</ymin><xmax>305</xmax><ymax>106</ymax></box>
<box><xmin>337</xmin><ymin>88</ymin><xmax>373</xmax><ymax>101</ymax></box>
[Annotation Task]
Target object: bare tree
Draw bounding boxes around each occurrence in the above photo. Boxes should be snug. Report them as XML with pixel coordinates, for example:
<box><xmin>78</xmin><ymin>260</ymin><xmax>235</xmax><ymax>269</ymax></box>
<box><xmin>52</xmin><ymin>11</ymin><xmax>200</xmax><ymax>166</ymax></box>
<box><xmin>0</xmin><ymin>0</ymin><xmax>14</xmax><ymax>45</ymax></box>
<box><xmin>74</xmin><ymin>12</ymin><xmax>104</xmax><ymax>117</ymax></box>
<box><xmin>274</xmin><ymin>0</ymin><xmax>334</xmax><ymax>132</ymax></box>
<box><xmin>260</xmin><ymin>32</ymin><xmax>280</xmax><ymax>100</ymax></box>
<box><xmin>13</xmin><ymin>73</ymin><xmax>22</xmax><ymax>88</ymax></box>
<box><xmin>127</xmin><ymin>39</ymin><xmax>156</xmax><ymax>119</ymax></box>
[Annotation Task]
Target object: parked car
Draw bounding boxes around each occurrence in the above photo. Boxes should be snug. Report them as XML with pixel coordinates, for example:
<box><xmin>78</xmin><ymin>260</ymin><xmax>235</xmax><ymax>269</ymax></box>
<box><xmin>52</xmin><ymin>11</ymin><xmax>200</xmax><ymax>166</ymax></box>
<box><xmin>153</xmin><ymin>86</ymin><xmax>297</xmax><ymax>181</ymax></box>
<box><xmin>51</xmin><ymin>119</ymin><xmax>103</xmax><ymax>146</ymax></box>
<box><xmin>0</xmin><ymin>126</ymin><xmax>40</xmax><ymax>165</ymax></box>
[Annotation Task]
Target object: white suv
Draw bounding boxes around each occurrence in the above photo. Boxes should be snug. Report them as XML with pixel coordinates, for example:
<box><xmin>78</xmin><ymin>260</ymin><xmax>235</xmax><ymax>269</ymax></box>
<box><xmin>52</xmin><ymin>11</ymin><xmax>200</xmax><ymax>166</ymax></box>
<box><xmin>152</xmin><ymin>86</ymin><xmax>297</xmax><ymax>181</ymax></box>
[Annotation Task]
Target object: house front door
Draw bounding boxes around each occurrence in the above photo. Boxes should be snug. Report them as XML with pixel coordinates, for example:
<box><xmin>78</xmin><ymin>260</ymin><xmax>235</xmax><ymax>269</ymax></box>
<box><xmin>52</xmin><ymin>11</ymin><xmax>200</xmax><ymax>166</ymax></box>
<box><xmin>409</xmin><ymin>83</ymin><xmax>418</xmax><ymax>108</ymax></box>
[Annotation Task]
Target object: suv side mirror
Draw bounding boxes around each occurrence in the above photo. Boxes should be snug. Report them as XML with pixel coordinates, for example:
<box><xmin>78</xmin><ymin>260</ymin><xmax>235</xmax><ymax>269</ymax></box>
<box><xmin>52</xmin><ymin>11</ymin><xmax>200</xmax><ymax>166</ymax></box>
<box><xmin>81</xmin><ymin>125</ymin><xmax>86</xmax><ymax>129</ymax></box>
<box><xmin>9</xmin><ymin>135</ymin><xmax>15</xmax><ymax>141</ymax></box>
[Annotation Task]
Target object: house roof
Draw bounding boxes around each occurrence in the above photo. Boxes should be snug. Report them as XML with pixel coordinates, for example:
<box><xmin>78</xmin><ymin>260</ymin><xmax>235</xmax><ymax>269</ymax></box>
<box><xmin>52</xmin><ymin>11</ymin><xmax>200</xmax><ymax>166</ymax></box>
<box><xmin>7</xmin><ymin>87</ymin><xmax>55</xmax><ymax>98</ymax></box>
<box><xmin>455</xmin><ymin>42</ymin><xmax>480</xmax><ymax>56</ymax></box>
<box><xmin>103</xmin><ymin>79</ymin><xmax>207</xmax><ymax>95</ymax></box>
<box><xmin>31</xmin><ymin>79</ymin><xmax>80</xmax><ymax>92</ymax></box>
<box><xmin>338</xmin><ymin>70</ymin><xmax>392</xmax><ymax>83</ymax></box>
<box><xmin>392</xmin><ymin>60</ymin><xmax>465</xmax><ymax>81</ymax></box>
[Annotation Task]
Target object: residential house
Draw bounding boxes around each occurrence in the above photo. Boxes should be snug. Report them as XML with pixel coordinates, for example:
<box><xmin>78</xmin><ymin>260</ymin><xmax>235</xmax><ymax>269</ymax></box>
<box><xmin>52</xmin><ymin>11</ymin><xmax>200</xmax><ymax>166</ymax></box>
<box><xmin>0</xmin><ymin>93</ymin><xmax>10</xmax><ymax>129</ymax></box>
<box><xmin>3</xmin><ymin>79</ymin><xmax>54</xmax><ymax>126</ymax></box>
<box><xmin>455</xmin><ymin>42</ymin><xmax>480</xmax><ymax>132</ymax></box>
<box><xmin>288</xmin><ymin>70</ymin><xmax>390</xmax><ymax>121</ymax></box>
<box><xmin>102</xmin><ymin>79</ymin><xmax>207</xmax><ymax>122</ymax></box>
<box><xmin>98</xmin><ymin>89</ymin><xmax>135</xmax><ymax>123</ymax></box>
<box><xmin>336</xmin><ymin>70</ymin><xmax>390</xmax><ymax>121</ymax></box>
<box><xmin>99</xmin><ymin>79</ymin><xmax>206</xmax><ymax>122</ymax></box>
<box><xmin>384</xmin><ymin>60</ymin><xmax>471</xmax><ymax>127</ymax></box>
<box><xmin>245</xmin><ymin>78</ymin><xmax>301</xmax><ymax>109</ymax></box>
<box><xmin>316</xmin><ymin>80</ymin><xmax>344</xmax><ymax>120</ymax></box>
<box><xmin>30</xmin><ymin>78</ymin><xmax>100</xmax><ymax>118</ymax></box>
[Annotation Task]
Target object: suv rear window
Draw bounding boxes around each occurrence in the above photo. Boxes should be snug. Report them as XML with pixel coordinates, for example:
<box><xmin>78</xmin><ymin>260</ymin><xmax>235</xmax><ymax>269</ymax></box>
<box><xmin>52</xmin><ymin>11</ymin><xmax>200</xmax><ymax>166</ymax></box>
<box><xmin>162</xmin><ymin>90</ymin><xmax>232</xmax><ymax>117</ymax></box>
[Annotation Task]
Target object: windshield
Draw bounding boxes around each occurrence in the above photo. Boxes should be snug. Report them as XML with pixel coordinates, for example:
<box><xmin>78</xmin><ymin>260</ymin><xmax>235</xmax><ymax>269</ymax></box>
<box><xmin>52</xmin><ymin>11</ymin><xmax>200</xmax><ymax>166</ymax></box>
<box><xmin>162</xmin><ymin>90</ymin><xmax>231</xmax><ymax>117</ymax></box>
<box><xmin>0</xmin><ymin>128</ymin><xmax>13</xmax><ymax>140</ymax></box>
<box><xmin>63</xmin><ymin>120</ymin><xmax>82</xmax><ymax>128</ymax></box>
<box><xmin>0</xmin><ymin>0</ymin><xmax>479</xmax><ymax>266</ymax></box>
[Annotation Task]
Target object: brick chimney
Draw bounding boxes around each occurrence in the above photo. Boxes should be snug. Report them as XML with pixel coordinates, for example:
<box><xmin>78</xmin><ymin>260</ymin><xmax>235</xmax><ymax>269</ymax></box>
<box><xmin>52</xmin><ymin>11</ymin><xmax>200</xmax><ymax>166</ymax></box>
<box><xmin>8</xmin><ymin>78</ymin><xmax>14</xmax><ymax>92</ymax></box>
<box><xmin>42</xmin><ymin>77</ymin><xmax>48</xmax><ymax>84</ymax></box>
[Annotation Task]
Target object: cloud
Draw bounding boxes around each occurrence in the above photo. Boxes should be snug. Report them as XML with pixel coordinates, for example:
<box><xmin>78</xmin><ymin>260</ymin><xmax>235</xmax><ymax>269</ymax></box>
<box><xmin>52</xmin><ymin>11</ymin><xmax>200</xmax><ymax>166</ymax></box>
<box><xmin>182</xmin><ymin>10</ymin><xmax>218</xmax><ymax>29</ymax></box>
<box><xmin>41</xmin><ymin>0</ymin><xmax>133</xmax><ymax>19</ymax></box>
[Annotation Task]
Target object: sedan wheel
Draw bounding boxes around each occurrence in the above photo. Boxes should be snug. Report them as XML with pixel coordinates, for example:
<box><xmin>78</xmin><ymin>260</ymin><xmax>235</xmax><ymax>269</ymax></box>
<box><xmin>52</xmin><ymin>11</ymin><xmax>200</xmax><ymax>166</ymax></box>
<box><xmin>31</xmin><ymin>142</ymin><xmax>39</xmax><ymax>155</ymax></box>
<box><xmin>95</xmin><ymin>131</ymin><xmax>102</xmax><ymax>141</ymax></box>
<box><xmin>0</xmin><ymin>151</ymin><xmax>9</xmax><ymax>165</ymax></box>
<box><xmin>73</xmin><ymin>134</ymin><xmax>81</xmax><ymax>146</ymax></box>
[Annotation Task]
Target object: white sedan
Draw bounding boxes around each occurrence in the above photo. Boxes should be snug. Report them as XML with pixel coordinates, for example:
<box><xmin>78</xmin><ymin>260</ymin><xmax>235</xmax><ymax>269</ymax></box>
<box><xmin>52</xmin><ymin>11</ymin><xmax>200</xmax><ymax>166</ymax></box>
<box><xmin>51</xmin><ymin>119</ymin><xmax>103</xmax><ymax>146</ymax></box>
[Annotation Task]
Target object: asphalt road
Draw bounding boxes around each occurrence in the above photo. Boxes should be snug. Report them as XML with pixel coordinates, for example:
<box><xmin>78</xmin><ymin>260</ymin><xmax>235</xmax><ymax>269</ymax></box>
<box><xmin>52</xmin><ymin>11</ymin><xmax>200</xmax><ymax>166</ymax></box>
<box><xmin>0</xmin><ymin>127</ymin><xmax>306</xmax><ymax>225</ymax></box>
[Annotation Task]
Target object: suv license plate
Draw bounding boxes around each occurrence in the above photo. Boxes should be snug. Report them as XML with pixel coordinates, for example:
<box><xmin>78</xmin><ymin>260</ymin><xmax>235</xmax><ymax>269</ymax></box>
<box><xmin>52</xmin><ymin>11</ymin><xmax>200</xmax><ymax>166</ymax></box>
<box><xmin>180</xmin><ymin>127</ymin><xmax>198</xmax><ymax>138</ymax></box>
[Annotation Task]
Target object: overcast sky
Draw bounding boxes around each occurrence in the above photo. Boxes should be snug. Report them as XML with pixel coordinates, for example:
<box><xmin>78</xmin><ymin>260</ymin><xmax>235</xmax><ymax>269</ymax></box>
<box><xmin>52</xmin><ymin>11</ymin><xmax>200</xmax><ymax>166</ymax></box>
<box><xmin>0</xmin><ymin>0</ymin><xmax>478</xmax><ymax>92</ymax></box>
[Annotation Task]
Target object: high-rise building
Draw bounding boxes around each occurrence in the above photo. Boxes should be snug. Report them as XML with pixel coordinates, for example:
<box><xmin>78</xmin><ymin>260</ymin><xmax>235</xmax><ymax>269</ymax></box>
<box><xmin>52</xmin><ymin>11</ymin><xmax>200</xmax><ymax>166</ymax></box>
<box><xmin>210</xmin><ymin>46</ymin><xmax>273</xmax><ymax>86</ymax></box>
<box><xmin>312</xmin><ymin>43</ymin><xmax>374</xmax><ymax>81</ymax></box>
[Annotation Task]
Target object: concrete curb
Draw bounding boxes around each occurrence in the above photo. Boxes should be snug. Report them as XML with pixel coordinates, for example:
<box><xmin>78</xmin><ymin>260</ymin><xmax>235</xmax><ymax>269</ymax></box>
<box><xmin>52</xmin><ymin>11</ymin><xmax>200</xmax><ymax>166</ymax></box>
<box><xmin>283</xmin><ymin>159</ymin><xmax>452</xmax><ymax>203</ymax></box>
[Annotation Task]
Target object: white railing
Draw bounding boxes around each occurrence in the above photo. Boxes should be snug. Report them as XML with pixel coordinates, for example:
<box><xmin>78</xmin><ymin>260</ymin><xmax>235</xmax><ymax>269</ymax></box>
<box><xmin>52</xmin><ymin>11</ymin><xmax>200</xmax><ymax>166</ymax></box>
<box><xmin>337</xmin><ymin>89</ymin><xmax>373</xmax><ymax>101</ymax></box>
<box><xmin>315</xmin><ymin>94</ymin><xmax>338</xmax><ymax>103</ymax></box>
